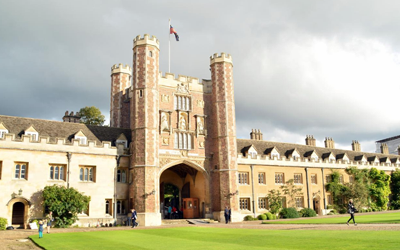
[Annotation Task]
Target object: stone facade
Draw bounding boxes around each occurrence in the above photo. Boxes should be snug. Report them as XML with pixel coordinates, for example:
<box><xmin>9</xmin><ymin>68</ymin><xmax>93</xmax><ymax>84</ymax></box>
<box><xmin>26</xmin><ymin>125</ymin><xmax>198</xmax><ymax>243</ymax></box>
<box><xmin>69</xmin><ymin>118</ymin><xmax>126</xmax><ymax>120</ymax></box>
<box><xmin>1</xmin><ymin>33</ymin><xmax>400</xmax><ymax>228</ymax></box>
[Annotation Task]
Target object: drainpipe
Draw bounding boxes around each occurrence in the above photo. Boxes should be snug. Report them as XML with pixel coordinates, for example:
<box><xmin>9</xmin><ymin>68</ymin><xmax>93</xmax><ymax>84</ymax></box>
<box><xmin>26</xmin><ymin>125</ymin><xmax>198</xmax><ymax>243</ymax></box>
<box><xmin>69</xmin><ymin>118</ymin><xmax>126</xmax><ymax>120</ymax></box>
<box><xmin>321</xmin><ymin>168</ymin><xmax>326</xmax><ymax>209</ymax></box>
<box><xmin>250</xmin><ymin>165</ymin><xmax>256</xmax><ymax>218</ymax></box>
<box><xmin>66</xmin><ymin>153</ymin><xmax>72</xmax><ymax>188</ymax></box>
<box><xmin>305</xmin><ymin>167</ymin><xmax>310</xmax><ymax>208</ymax></box>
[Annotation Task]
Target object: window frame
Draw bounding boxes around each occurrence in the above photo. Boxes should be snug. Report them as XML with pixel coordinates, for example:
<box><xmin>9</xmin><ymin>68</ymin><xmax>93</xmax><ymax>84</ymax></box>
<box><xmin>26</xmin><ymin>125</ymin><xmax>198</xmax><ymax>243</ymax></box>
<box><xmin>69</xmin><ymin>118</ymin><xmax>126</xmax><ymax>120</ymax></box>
<box><xmin>238</xmin><ymin>172</ymin><xmax>249</xmax><ymax>185</ymax></box>
<box><xmin>311</xmin><ymin>174</ymin><xmax>317</xmax><ymax>184</ymax></box>
<box><xmin>79</xmin><ymin>166</ymin><xmax>96</xmax><ymax>182</ymax></box>
<box><xmin>14</xmin><ymin>162</ymin><xmax>28</xmax><ymax>180</ymax></box>
<box><xmin>258</xmin><ymin>197</ymin><xmax>268</xmax><ymax>209</ymax></box>
<box><xmin>275</xmin><ymin>173</ymin><xmax>284</xmax><ymax>184</ymax></box>
<box><xmin>49</xmin><ymin>164</ymin><xmax>66</xmax><ymax>181</ymax></box>
<box><xmin>258</xmin><ymin>172</ymin><xmax>266</xmax><ymax>185</ymax></box>
<box><xmin>295</xmin><ymin>196</ymin><xmax>304</xmax><ymax>208</ymax></box>
<box><xmin>239</xmin><ymin>198</ymin><xmax>251</xmax><ymax>211</ymax></box>
<box><xmin>294</xmin><ymin>173</ymin><xmax>303</xmax><ymax>184</ymax></box>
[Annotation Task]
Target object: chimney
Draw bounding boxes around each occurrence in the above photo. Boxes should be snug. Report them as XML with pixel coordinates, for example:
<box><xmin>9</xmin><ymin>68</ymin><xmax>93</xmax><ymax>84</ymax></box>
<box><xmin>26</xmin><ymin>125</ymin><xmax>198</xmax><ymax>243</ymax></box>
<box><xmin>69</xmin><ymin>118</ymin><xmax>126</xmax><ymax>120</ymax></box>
<box><xmin>381</xmin><ymin>143</ymin><xmax>389</xmax><ymax>155</ymax></box>
<box><xmin>305</xmin><ymin>135</ymin><xmax>316</xmax><ymax>146</ymax></box>
<box><xmin>250</xmin><ymin>129</ymin><xmax>263</xmax><ymax>140</ymax></box>
<box><xmin>63</xmin><ymin>110</ymin><xmax>81</xmax><ymax>123</ymax></box>
<box><xmin>351</xmin><ymin>140</ymin><xmax>361</xmax><ymax>152</ymax></box>
<box><xmin>324</xmin><ymin>137</ymin><xmax>335</xmax><ymax>149</ymax></box>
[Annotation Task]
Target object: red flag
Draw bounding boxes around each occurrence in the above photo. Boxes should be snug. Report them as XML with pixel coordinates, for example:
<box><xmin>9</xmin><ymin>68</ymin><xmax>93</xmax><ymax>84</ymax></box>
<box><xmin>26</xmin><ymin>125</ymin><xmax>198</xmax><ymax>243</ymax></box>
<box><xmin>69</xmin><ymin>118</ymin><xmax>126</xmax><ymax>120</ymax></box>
<box><xmin>170</xmin><ymin>25</ymin><xmax>179</xmax><ymax>41</ymax></box>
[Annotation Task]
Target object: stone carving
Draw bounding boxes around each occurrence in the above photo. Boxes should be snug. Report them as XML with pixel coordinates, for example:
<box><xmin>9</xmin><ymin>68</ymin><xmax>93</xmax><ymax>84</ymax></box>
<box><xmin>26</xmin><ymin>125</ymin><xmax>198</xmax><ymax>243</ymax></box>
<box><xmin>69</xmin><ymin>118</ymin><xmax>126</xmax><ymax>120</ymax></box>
<box><xmin>160</xmin><ymin>112</ymin><xmax>169</xmax><ymax>132</ymax></box>
<box><xmin>159</xmin><ymin>157</ymin><xmax>173</xmax><ymax>167</ymax></box>
<box><xmin>161</xmin><ymin>94</ymin><xmax>170</xmax><ymax>103</ymax></box>
<box><xmin>197</xmin><ymin>117</ymin><xmax>205</xmax><ymax>135</ymax></box>
<box><xmin>177</xmin><ymin>82</ymin><xmax>189</xmax><ymax>94</ymax></box>
<box><xmin>199</xmin><ymin>141</ymin><xmax>205</xmax><ymax>148</ymax></box>
<box><xmin>179</xmin><ymin>113</ymin><xmax>187</xmax><ymax>130</ymax></box>
<box><xmin>197</xmin><ymin>100</ymin><xmax>204</xmax><ymax>108</ymax></box>
<box><xmin>162</xmin><ymin>137</ymin><xmax>169</xmax><ymax>145</ymax></box>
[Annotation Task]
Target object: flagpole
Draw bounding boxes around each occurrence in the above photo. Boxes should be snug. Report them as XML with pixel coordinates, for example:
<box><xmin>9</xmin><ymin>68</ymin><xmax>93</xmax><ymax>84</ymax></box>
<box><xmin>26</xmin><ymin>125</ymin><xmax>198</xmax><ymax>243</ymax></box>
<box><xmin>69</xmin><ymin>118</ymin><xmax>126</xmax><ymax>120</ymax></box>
<box><xmin>169</xmin><ymin>18</ymin><xmax>171</xmax><ymax>73</ymax></box>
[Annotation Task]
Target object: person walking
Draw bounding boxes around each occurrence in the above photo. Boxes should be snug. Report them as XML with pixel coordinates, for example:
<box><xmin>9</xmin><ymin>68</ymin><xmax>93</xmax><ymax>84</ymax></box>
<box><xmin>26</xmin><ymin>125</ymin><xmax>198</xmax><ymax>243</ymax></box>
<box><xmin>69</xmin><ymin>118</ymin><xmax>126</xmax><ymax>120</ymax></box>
<box><xmin>224</xmin><ymin>206</ymin><xmax>229</xmax><ymax>224</ymax></box>
<box><xmin>228</xmin><ymin>207</ymin><xmax>231</xmax><ymax>223</ymax></box>
<box><xmin>131</xmin><ymin>208</ymin><xmax>138</xmax><ymax>228</ymax></box>
<box><xmin>346</xmin><ymin>199</ymin><xmax>357</xmax><ymax>226</ymax></box>
<box><xmin>38</xmin><ymin>220</ymin><xmax>44</xmax><ymax>238</ymax></box>
<box><xmin>46</xmin><ymin>211</ymin><xmax>54</xmax><ymax>233</ymax></box>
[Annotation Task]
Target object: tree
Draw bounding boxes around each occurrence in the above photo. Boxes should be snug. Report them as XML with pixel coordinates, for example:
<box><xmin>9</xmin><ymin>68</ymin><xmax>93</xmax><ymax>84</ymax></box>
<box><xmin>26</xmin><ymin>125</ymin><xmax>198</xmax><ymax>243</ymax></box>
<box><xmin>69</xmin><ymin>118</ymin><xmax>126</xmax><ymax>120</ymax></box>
<box><xmin>267</xmin><ymin>189</ymin><xmax>283</xmax><ymax>215</ymax></box>
<box><xmin>390</xmin><ymin>169</ymin><xmax>400</xmax><ymax>209</ymax></box>
<box><xmin>343</xmin><ymin>182</ymin><xmax>369</xmax><ymax>210</ymax></box>
<box><xmin>43</xmin><ymin>185</ymin><xmax>91</xmax><ymax>228</ymax></box>
<box><xmin>280</xmin><ymin>179</ymin><xmax>303</xmax><ymax>208</ymax></box>
<box><xmin>79</xmin><ymin>106</ymin><xmax>105</xmax><ymax>126</ymax></box>
<box><xmin>368</xmin><ymin>168</ymin><xmax>391</xmax><ymax>210</ymax></box>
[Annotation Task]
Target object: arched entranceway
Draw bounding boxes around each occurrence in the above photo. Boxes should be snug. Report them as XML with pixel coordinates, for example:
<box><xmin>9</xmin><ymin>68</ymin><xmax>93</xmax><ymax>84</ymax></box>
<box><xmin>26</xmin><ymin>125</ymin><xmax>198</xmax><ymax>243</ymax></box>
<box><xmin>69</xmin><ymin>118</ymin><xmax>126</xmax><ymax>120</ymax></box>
<box><xmin>159</xmin><ymin>162</ymin><xmax>208</xmax><ymax>220</ymax></box>
<box><xmin>12</xmin><ymin>202</ymin><xmax>25</xmax><ymax>226</ymax></box>
<box><xmin>313</xmin><ymin>196</ymin><xmax>321</xmax><ymax>215</ymax></box>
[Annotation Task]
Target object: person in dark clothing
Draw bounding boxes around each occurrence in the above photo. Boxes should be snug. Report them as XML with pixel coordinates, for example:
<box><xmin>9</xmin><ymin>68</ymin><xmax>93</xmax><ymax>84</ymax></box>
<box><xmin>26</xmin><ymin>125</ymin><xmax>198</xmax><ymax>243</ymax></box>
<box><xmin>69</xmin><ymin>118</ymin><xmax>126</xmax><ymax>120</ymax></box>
<box><xmin>224</xmin><ymin>206</ymin><xmax>229</xmax><ymax>224</ymax></box>
<box><xmin>347</xmin><ymin>199</ymin><xmax>357</xmax><ymax>226</ymax></box>
<box><xmin>228</xmin><ymin>207</ymin><xmax>231</xmax><ymax>223</ymax></box>
<box><xmin>131</xmin><ymin>208</ymin><xmax>138</xmax><ymax>228</ymax></box>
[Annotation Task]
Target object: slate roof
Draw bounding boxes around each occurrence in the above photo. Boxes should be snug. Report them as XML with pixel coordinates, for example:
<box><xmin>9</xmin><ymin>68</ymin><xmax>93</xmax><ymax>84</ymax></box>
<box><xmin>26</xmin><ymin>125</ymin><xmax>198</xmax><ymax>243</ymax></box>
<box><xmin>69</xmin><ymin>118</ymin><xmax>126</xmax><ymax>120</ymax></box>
<box><xmin>0</xmin><ymin>115</ymin><xmax>131</xmax><ymax>146</ymax></box>
<box><xmin>237</xmin><ymin>138</ymin><xmax>400</xmax><ymax>162</ymax></box>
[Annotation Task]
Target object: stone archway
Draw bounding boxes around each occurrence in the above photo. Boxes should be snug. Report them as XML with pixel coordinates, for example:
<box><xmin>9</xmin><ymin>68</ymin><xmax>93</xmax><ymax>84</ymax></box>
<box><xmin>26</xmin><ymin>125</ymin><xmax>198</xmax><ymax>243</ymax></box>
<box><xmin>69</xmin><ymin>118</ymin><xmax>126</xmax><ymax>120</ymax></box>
<box><xmin>7</xmin><ymin>197</ymin><xmax>31</xmax><ymax>229</ymax></box>
<box><xmin>313</xmin><ymin>195</ymin><xmax>321</xmax><ymax>215</ymax></box>
<box><xmin>159</xmin><ymin>160</ymin><xmax>209</xmax><ymax>219</ymax></box>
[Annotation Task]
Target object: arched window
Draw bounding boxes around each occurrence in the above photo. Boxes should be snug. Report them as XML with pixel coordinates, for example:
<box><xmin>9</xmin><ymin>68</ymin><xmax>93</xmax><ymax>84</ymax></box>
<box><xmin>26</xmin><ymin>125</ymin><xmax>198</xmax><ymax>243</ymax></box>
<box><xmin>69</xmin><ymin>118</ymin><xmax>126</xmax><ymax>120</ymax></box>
<box><xmin>84</xmin><ymin>168</ymin><xmax>88</xmax><ymax>181</ymax></box>
<box><xmin>21</xmin><ymin>164</ymin><xmax>26</xmax><ymax>179</ymax></box>
<box><xmin>149</xmin><ymin>51</ymin><xmax>153</xmax><ymax>57</ymax></box>
<box><xmin>105</xmin><ymin>200</ymin><xmax>110</xmax><ymax>214</ymax></box>
<box><xmin>80</xmin><ymin>168</ymin><xmax>83</xmax><ymax>181</ymax></box>
<box><xmin>55</xmin><ymin>166</ymin><xmax>59</xmax><ymax>180</ymax></box>
<box><xmin>60</xmin><ymin>166</ymin><xmax>64</xmax><ymax>180</ymax></box>
<box><xmin>89</xmin><ymin>168</ymin><xmax>93</xmax><ymax>181</ymax></box>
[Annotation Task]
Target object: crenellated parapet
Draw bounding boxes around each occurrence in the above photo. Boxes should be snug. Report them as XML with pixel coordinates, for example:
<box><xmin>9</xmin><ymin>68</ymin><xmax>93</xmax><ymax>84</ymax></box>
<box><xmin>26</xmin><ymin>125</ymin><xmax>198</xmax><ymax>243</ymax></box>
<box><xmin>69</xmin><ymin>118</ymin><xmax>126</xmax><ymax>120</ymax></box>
<box><xmin>237</xmin><ymin>153</ymin><xmax>400</xmax><ymax>171</ymax></box>
<box><xmin>111</xmin><ymin>64</ymin><xmax>132</xmax><ymax>75</ymax></box>
<box><xmin>133</xmin><ymin>34</ymin><xmax>159</xmax><ymax>49</ymax></box>
<box><xmin>159</xmin><ymin>72</ymin><xmax>213</xmax><ymax>93</ymax></box>
<box><xmin>210</xmin><ymin>52</ymin><xmax>233</xmax><ymax>65</ymax></box>
<box><xmin>0</xmin><ymin>133</ymin><xmax>117</xmax><ymax>155</ymax></box>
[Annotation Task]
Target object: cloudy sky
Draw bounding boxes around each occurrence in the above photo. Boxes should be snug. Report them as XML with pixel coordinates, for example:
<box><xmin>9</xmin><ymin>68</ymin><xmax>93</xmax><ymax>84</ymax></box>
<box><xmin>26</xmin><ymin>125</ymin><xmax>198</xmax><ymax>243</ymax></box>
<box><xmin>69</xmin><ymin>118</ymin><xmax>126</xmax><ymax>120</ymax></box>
<box><xmin>2</xmin><ymin>0</ymin><xmax>400</xmax><ymax>153</ymax></box>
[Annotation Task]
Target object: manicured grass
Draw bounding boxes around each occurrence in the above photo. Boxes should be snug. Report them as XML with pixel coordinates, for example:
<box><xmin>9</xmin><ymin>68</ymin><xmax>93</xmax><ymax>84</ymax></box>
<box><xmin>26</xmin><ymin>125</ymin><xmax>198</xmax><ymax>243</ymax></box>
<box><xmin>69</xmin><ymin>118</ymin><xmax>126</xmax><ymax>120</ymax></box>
<box><xmin>261</xmin><ymin>211</ymin><xmax>400</xmax><ymax>224</ymax></box>
<box><xmin>31</xmin><ymin>226</ymin><xmax>400</xmax><ymax>250</ymax></box>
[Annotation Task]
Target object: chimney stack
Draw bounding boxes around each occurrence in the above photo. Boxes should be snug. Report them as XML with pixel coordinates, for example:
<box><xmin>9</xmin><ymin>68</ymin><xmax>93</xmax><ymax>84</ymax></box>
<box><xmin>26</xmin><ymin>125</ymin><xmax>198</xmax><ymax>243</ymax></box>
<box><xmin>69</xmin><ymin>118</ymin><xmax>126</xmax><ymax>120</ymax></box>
<box><xmin>324</xmin><ymin>137</ymin><xmax>335</xmax><ymax>149</ymax></box>
<box><xmin>380</xmin><ymin>143</ymin><xmax>389</xmax><ymax>155</ymax></box>
<box><xmin>62</xmin><ymin>110</ymin><xmax>81</xmax><ymax>123</ymax></box>
<box><xmin>351</xmin><ymin>140</ymin><xmax>361</xmax><ymax>152</ymax></box>
<box><xmin>305</xmin><ymin>135</ymin><xmax>316</xmax><ymax>146</ymax></box>
<box><xmin>250</xmin><ymin>129</ymin><xmax>263</xmax><ymax>141</ymax></box>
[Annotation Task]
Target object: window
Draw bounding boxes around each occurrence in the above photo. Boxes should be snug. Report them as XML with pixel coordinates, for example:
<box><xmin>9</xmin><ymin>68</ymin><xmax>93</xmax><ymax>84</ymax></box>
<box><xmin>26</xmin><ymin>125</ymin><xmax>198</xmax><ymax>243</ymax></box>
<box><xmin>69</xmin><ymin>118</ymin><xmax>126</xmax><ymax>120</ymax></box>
<box><xmin>258</xmin><ymin>172</ymin><xmax>265</xmax><ymax>184</ymax></box>
<box><xmin>295</xmin><ymin>197</ymin><xmax>304</xmax><ymax>208</ymax></box>
<box><xmin>349</xmin><ymin>176</ymin><xmax>354</xmax><ymax>183</ymax></box>
<box><xmin>275</xmin><ymin>173</ymin><xmax>284</xmax><ymax>184</ymax></box>
<box><xmin>105</xmin><ymin>199</ymin><xmax>112</xmax><ymax>215</ymax></box>
<box><xmin>149</xmin><ymin>51</ymin><xmax>153</xmax><ymax>57</ymax></box>
<box><xmin>258</xmin><ymin>197</ymin><xmax>267</xmax><ymax>209</ymax></box>
<box><xmin>0</xmin><ymin>129</ymin><xmax>7</xmax><ymax>138</ymax></box>
<box><xmin>174</xmin><ymin>95</ymin><xmax>191</xmax><ymax>111</ymax></box>
<box><xmin>76</xmin><ymin>136</ymin><xmax>87</xmax><ymax>145</ymax></box>
<box><xmin>174</xmin><ymin>132</ymin><xmax>192</xmax><ymax>150</ymax></box>
<box><xmin>49</xmin><ymin>165</ymin><xmax>66</xmax><ymax>181</ymax></box>
<box><xmin>327</xmin><ymin>195</ymin><xmax>333</xmax><ymax>205</ymax></box>
<box><xmin>117</xmin><ymin>169</ymin><xmax>127</xmax><ymax>183</ymax></box>
<box><xmin>280</xmin><ymin>197</ymin><xmax>287</xmax><ymax>208</ymax></box>
<box><xmin>339</xmin><ymin>175</ymin><xmax>344</xmax><ymax>184</ymax></box>
<box><xmin>326</xmin><ymin>175</ymin><xmax>332</xmax><ymax>183</ymax></box>
<box><xmin>79</xmin><ymin>166</ymin><xmax>96</xmax><ymax>182</ymax></box>
<box><xmin>239</xmin><ymin>198</ymin><xmax>250</xmax><ymax>210</ymax></box>
<box><xmin>294</xmin><ymin>173</ymin><xmax>303</xmax><ymax>184</ymax></box>
<box><xmin>238</xmin><ymin>172</ymin><xmax>249</xmax><ymax>185</ymax></box>
<box><xmin>117</xmin><ymin>200</ymin><xmax>126</xmax><ymax>214</ymax></box>
<box><xmin>14</xmin><ymin>162</ymin><xmax>28</xmax><ymax>179</ymax></box>
<box><xmin>311</xmin><ymin>174</ymin><xmax>317</xmax><ymax>184</ymax></box>
<box><xmin>25</xmin><ymin>131</ymin><xmax>38</xmax><ymax>141</ymax></box>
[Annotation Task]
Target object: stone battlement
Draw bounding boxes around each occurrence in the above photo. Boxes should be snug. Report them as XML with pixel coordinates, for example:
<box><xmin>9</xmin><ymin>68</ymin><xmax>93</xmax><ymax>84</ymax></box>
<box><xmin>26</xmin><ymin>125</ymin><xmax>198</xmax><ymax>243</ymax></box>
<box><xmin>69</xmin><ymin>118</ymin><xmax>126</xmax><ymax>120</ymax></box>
<box><xmin>161</xmin><ymin>72</ymin><xmax>203</xmax><ymax>85</ymax></box>
<box><xmin>111</xmin><ymin>64</ymin><xmax>132</xmax><ymax>75</ymax></box>
<box><xmin>237</xmin><ymin>153</ymin><xmax>399</xmax><ymax>171</ymax></box>
<box><xmin>0</xmin><ymin>133</ymin><xmax>116</xmax><ymax>155</ymax></box>
<box><xmin>210</xmin><ymin>52</ymin><xmax>233</xmax><ymax>65</ymax></box>
<box><xmin>133</xmin><ymin>34</ymin><xmax>159</xmax><ymax>49</ymax></box>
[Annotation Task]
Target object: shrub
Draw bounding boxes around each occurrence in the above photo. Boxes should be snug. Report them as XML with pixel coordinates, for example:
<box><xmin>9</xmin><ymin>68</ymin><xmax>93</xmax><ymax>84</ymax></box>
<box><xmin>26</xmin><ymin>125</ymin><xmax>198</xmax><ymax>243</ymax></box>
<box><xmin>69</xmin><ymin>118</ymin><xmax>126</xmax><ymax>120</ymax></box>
<box><xmin>299</xmin><ymin>208</ymin><xmax>317</xmax><ymax>217</ymax></box>
<box><xmin>271</xmin><ymin>214</ymin><xmax>277</xmax><ymax>220</ymax></box>
<box><xmin>244</xmin><ymin>215</ymin><xmax>256</xmax><ymax>221</ymax></box>
<box><xmin>0</xmin><ymin>217</ymin><xmax>7</xmax><ymax>230</ymax></box>
<box><xmin>264</xmin><ymin>212</ymin><xmax>273</xmax><ymax>220</ymax></box>
<box><xmin>257</xmin><ymin>214</ymin><xmax>267</xmax><ymax>220</ymax></box>
<box><xmin>279</xmin><ymin>207</ymin><xmax>300</xmax><ymax>219</ymax></box>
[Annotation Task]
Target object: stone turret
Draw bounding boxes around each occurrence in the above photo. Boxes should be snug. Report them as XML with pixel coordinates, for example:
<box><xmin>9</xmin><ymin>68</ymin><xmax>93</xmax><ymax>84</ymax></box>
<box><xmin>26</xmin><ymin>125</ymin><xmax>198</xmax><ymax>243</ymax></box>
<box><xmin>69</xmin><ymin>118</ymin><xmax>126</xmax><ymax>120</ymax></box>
<box><xmin>110</xmin><ymin>63</ymin><xmax>132</xmax><ymax>128</ymax></box>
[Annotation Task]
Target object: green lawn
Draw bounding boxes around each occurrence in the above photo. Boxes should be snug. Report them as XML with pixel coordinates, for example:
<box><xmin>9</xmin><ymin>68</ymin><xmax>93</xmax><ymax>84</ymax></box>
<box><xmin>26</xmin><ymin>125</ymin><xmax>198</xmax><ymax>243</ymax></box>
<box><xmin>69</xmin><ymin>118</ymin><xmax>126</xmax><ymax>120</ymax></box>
<box><xmin>31</xmin><ymin>226</ymin><xmax>400</xmax><ymax>250</ymax></box>
<box><xmin>261</xmin><ymin>211</ymin><xmax>400</xmax><ymax>224</ymax></box>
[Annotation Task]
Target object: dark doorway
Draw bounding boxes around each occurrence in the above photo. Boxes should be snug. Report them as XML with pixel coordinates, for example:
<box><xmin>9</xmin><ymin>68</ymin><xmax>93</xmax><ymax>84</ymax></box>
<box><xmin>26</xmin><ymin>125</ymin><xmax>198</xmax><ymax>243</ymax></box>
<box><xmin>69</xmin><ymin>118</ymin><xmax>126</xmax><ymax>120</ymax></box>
<box><xmin>163</xmin><ymin>183</ymin><xmax>181</xmax><ymax>219</ymax></box>
<box><xmin>12</xmin><ymin>202</ymin><xmax>24</xmax><ymax>226</ymax></box>
<box><xmin>182</xmin><ymin>182</ymin><xmax>190</xmax><ymax>199</ymax></box>
<box><xmin>313</xmin><ymin>198</ymin><xmax>320</xmax><ymax>215</ymax></box>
